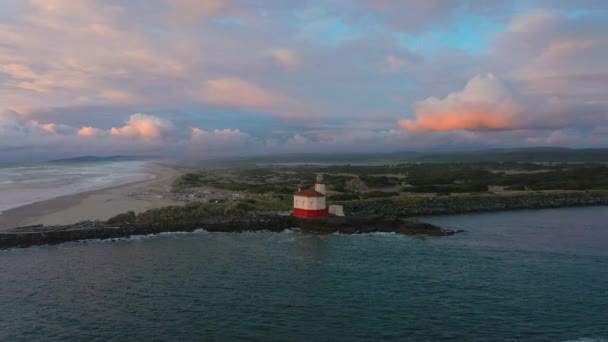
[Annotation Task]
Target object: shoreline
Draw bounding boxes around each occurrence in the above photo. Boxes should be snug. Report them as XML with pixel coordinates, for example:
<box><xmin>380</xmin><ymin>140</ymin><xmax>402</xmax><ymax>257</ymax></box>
<box><xmin>0</xmin><ymin>215</ymin><xmax>460</xmax><ymax>249</ymax></box>
<box><xmin>342</xmin><ymin>190</ymin><xmax>608</xmax><ymax>217</ymax></box>
<box><xmin>1</xmin><ymin>204</ymin><xmax>605</xmax><ymax>249</ymax></box>
<box><xmin>0</xmin><ymin>199</ymin><xmax>605</xmax><ymax>249</ymax></box>
<box><xmin>0</xmin><ymin>162</ymin><xmax>182</xmax><ymax>230</ymax></box>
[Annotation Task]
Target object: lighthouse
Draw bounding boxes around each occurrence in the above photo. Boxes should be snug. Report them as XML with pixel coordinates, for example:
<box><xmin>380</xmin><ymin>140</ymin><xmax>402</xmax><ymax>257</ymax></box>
<box><xmin>293</xmin><ymin>174</ymin><xmax>329</xmax><ymax>218</ymax></box>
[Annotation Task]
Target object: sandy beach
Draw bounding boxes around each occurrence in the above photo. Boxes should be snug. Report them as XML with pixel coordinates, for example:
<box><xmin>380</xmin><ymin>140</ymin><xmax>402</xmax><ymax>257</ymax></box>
<box><xmin>0</xmin><ymin>163</ymin><xmax>182</xmax><ymax>230</ymax></box>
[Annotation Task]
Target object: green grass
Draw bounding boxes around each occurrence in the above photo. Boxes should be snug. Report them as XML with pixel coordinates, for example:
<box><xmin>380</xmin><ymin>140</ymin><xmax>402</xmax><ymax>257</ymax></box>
<box><xmin>107</xmin><ymin>197</ymin><xmax>290</xmax><ymax>226</ymax></box>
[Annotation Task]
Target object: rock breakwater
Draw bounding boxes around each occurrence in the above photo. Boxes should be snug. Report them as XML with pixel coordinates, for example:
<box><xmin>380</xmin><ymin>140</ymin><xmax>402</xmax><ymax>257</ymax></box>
<box><xmin>0</xmin><ymin>215</ymin><xmax>457</xmax><ymax>249</ymax></box>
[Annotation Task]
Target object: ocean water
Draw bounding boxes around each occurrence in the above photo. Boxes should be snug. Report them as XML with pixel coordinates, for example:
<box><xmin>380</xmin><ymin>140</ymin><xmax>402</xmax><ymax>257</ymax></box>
<box><xmin>1</xmin><ymin>206</ymin><xmax>607</xmax><ymax>341</ymax></box>
<box><xmin>0</xmin><ymin>161</ymin><xmax>154</xmax><ymax>213</ymax></box>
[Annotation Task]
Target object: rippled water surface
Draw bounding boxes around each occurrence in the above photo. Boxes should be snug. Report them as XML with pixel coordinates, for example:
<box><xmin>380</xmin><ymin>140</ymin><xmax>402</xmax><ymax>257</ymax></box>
<box><xmin>1</xmin><ymin>206</ymin><xmax>607</xmax><ymax>341</ymax></box>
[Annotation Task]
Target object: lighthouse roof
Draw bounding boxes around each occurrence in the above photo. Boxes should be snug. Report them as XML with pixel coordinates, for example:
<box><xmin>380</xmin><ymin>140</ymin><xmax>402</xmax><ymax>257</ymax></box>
<box><xmin>294</xmin><ymin>189</ymin><xmax>325</xmax><ymax>197</ymax></box>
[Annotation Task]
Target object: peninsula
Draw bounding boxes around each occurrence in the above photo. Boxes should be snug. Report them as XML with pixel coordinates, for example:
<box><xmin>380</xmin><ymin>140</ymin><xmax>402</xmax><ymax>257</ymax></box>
<box><xmin>3</xmin><ymin>151</ymin><xmax>608</xmax><ymax>249</ymax></box>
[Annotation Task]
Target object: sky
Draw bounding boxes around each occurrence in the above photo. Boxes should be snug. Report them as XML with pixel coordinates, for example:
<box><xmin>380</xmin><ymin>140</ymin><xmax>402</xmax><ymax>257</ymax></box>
<box><xmin>0</xmin><ymin>0</ymin><xmax>607</xmax><ymax>161</ymax></box>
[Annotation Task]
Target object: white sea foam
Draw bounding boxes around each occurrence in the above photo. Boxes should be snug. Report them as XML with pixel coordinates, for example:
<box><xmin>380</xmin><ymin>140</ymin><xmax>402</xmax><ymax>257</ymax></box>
<box><xmin>47</xmin><ymin>229</ymin><xmax>212</xmax><ymax>248</ymax></box>
<box><xmin>329</xmin><ymin>231</ymin><xmax>401</xmax><ymax>237</ymax></box>
<box><xmin>0</xmin><ymin>161</ymin><xmax>154</xmax><ymax>213</ymax></box>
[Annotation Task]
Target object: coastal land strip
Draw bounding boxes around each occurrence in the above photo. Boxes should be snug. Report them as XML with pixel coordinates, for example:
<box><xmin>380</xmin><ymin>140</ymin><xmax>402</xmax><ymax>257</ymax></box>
<box><xmin>2</xmin><ymin>160</ymin><xmax>608</xmax><ymax>248</ymax></box>
<box><xmin>0</xmin><ymin>163</ymin><xmax>182</xmax><ymax>229</ymax></box>
<box><xmin>2</xmin><ymin>190</ymin><xmax>607</xmax><ymax>249</ymax></box>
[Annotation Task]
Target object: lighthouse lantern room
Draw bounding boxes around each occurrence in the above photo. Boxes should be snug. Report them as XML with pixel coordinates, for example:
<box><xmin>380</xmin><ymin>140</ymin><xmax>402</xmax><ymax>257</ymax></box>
<box><xmin>293</xmin><ymin>174</ymin><xmax>329</xmax><ymax>218</ymax></box>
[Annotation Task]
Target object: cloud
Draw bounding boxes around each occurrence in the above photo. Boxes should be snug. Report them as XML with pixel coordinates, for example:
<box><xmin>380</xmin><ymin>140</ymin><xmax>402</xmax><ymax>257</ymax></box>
<box><xmin>167</xmin><ymin>0</ymin><xmax>236</xmax><ymax>23</ymax></box>
<box><xmin>0</xmin><ymin>0</ymin><xmax>195</xmax><ymax>110</ymax></box>
<box><xmin>492</xmin><ymin>10</ymin><xmax>608</xmax><ymax>105</ymax></box>
<box><xmin>100</xmin><ymin>89</ymin><xmax>148</xmax><ymax>104</ymax></box>
<box><xmin>400</xmin><ymin>73</ymin><xmax>521</xmax><ymax>132</ymax></box>
<box><xmin>540</xmin><ymin>40</ymin><xmax>594</xmax><ymax>62</ymax></box>
<box><xmin>199</xmin><ymin>78</ymin><xmax>323</xmax><ymax>118</ymax></box>
<box><xmin>0</xmin><ymin>110</ymin><xmax>31</xmax><ymax>135</ymax></box>
<box><xmin>1</xmin><ymin>64</ymin><xmax>39</xmax><ymax>79</ymax></box>
<box><xmin>0</xmin><ymin>109</ymin><xmax>70</xmax><ymax>136</ymax></box>
<box><xmin>289</xmin><ymin>133</ymin><xmax>309</xmax><ymax>145</ymax></box>
<box><xmin>385</xmin><ymin>55</ymin><xmax>412</xmax><ymax>72</ymax></box>
<box><xmin>36</xmin><ymin>122</ymin><xmax>59</xmax><ymax>134</ymax></box>
<box><xmin>0</xmin><ymin>109</ymin><xmax>77</xmax><ymax>155</ymax></box>
<box><xmin>78</xmin><ymin>126</ymin><xmax>105</xmax><ymax>137</ymax></box>
<box><xmin>190</xmin><ymin>127</ymin><xmax>247</xmax><ymax>142</ymax></box>
<box><xmin>200</xmin><ymin>78</ymin><xmax>285</xmax><ymax>108</ymax></box>
<box><xmin>110</xmin><ymin>113</ymin><xmax>173</xmax><ymax>139</ymax></box>
<box><xmin>1</xmin><ymin>0</ymin><xmax>608</xmax><ymax>161</ymax></box>
<box><xmin>190</xmin><ymin>127</ymin><xmax>257</xmax><ymax>151</ymax></box>
<box><xmin>269</xmin><ymin>48</ymin><xmax>301</xmax><ymax>70</ymax></box>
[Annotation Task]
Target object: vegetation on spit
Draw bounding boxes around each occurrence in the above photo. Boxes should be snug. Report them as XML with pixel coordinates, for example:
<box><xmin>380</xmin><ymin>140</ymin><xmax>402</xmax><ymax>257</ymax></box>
<box><xmin>107</xmin><ymin>198</ymin><xmax>291</xmax><ymax>226</ymax></box>
<box><xmin>173</xmin><ymin>163</ymin><xmax>608</xmax><ymax>197</ymax></box>
<box><xmin>105</xmin><ymin>161</ymin><xmax>608</xmax><ymax>225</ymax></box>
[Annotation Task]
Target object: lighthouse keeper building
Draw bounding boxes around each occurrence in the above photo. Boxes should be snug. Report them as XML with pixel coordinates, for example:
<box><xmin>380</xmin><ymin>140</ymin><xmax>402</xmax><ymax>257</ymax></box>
<box><xmin>293</xmin><ymin>175</ymin><xmax>329</xmax><ymax>218</ymax></box>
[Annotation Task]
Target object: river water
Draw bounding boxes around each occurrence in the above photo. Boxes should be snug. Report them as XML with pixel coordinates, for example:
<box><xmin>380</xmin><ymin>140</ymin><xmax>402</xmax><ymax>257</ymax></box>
<box><xmin>1</xmin><ymin>206</ymin><xmax>607</xmax><ymax>341</ymax></box>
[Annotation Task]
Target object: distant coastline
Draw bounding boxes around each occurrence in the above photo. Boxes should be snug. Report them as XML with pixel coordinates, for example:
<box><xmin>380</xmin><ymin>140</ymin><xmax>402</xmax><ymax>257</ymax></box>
<box><xmin>48</xmin><ymin>155</ymin><xmax>150</xmax><ymax>163</ymax></box>
<box><xmin>0</xmin><ymin>162</ymin><xmax>181</xmax><ymax>229</ymax></box>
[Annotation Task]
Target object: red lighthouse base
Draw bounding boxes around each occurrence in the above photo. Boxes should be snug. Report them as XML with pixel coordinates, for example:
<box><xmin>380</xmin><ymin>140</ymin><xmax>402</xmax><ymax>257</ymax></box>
<box><xmin>293</xmin><ymin>208</ymin><xmax>329</xmax><ymax>219</ymax></box>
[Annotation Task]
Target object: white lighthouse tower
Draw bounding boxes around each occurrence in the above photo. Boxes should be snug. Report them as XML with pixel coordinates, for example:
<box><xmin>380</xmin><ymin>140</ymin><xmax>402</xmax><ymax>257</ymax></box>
<box><xmin>314</xmin><ymin>174</ymin><xmax>326</xmax><ymax>195</ymax></box>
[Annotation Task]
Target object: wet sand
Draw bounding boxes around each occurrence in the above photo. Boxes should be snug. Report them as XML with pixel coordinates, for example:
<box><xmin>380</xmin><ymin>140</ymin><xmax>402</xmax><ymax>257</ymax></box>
<box><xmin>0</xmin><ymin>163</ymin><xmax>182</xmax><ymax>230</ymax></box>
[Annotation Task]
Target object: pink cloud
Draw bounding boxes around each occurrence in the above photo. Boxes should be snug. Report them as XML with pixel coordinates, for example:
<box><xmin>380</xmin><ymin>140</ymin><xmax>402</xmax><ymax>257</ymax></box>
<box><xmin>110</xmin><ymin>113</ymin><xmax>173</xmax><ymax>139</ymax></box>
<box><xmin>1</xmin><ymin>64</ymin><xmax>38</xmax><ymax>79</ymax></box>
<box><xmin>0</xmin><ymin>0</ymin><xmax>195</xmax><ymax>110</ymax></box>
<box><xmin>541</xmin><ymin>40</ymin><xmax>593</xmax><ymax>62</ymax></box>
<box><xmin>167</xmin><ymin>0</ymin><xmax>235</xmax><ymax>23</ymax></box>
<box><xmin>386</xmin><ymin>55</ymin><xmax>409</xmax><ymax>72</ymax></box>
<box><xmin>199</xmin><ymin>78</ymin><xmax>323</xmax><ymax>119</ymax></box>
<box><xmin>78</xmin><ymin>126</ymin><xmax>104</xmax><ymax>137</ymax></box>
<box><xmin>201</xmin><ymin>78</ymin><xmax>284</xmax><ymax>108</ymax></box>
<box><xmin>36</xmin><ymin>122</ymin><xmax>58</xmax><ymax>134</ymax></box>
<box><xmin>400</xmin><ymin>111</ymin><xmax>515</xmax><ymax>132</ymax></box>
<box><xmin>400</xmin><ymin>74</ymin><xmax>521</xmax><ymax>132</ymax></box>
<box><xmin>269</xmin><ymin>49</ymin><xmax>301</xmax><ymax>70</ymax></box>
<box><xmin>100</xmin><ymin>89</ymin><xmax>147</xmax><ymax>104</ymax></box>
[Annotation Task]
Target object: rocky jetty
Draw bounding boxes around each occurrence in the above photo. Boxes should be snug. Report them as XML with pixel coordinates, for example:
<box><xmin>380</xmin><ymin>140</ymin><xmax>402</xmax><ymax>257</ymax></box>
<box><xmin>0</xmin><ymin>215</ymin><xmax>457</xmax><ymax>249</ymax></box>
<box><xmin>344</xmin><ymin>191</ymin><xmax>608</xmax><ymax>217</ymax></box>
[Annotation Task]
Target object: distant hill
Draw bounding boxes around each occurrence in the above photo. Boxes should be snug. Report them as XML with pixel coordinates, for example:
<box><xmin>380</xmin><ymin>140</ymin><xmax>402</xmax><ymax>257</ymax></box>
<box><xmin>241</xmin><ymin>148</ymin><xmax>608</xmax><ymax>164</ymax></box>
<box><xmin>243</xmin><ymin>152</ymin><xmax>424</xmax><ymax>164</ymax></box>
<box><xmin>413</xmin><ymin>148</ymin><xmax>608</xmax><ymax>163</ymax></box>
<box><xmin>49</xmin><ymin>155</ymin><xmax>143</xmax><ymax>163</ymax></box>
